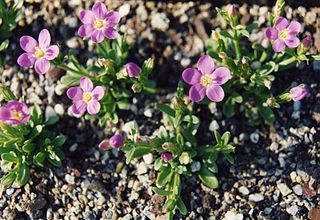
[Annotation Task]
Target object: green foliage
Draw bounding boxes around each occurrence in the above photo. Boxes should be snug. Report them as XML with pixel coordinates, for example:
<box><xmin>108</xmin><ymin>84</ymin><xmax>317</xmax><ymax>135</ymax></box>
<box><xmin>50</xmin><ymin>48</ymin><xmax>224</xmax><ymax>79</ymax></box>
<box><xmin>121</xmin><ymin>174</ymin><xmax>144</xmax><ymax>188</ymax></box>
<box><xmin>0</xmin><ymin>102</ymin><xmax>66</xmax><ymax>191</ymax></box>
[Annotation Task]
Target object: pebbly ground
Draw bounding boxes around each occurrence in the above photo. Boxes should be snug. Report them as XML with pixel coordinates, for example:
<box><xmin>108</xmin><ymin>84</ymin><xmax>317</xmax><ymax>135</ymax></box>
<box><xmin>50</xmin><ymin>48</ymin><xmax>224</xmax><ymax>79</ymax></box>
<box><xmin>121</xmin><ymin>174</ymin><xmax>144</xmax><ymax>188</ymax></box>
<box><xmin>0</xmin><ymin>0</ymin><xmax>320</xmax><ymax>219</ymax></box>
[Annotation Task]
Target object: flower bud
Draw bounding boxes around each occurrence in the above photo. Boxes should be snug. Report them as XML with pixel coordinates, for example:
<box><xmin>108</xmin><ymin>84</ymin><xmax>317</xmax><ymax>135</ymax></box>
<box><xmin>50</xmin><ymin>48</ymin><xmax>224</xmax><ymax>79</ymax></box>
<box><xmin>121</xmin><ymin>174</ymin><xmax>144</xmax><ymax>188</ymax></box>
<box><xmin>161</xmin><ymin>152</ymin><xmax>173</xmax><ymax>162</ymax></box>
<box><xmin>179</xmin><ymin>152</ymin><xmax>192</xmax><ymax>165</ymax></box>
<box><xmin>131</xmin><ymin>83</ymin><xmax>142</xmax><ymax>93</ymax></box>
<box><xmin>124</xmin><ymin>62</ymin><xmax>141</xmax><ymax>78</ymax></box>
<box><xmin>109</xmin><ymin>134</ymin><xmax>125</xmax><ymax>149</ymax></box>
<box><xmin>290</xmin><ymin>86</ymin><xmax>308</xmax><ymax>101</ymax></box>
<box><xmin>98</xmin><ymin>139</ymin><xmax>110</xmax><ymax>150</ymax></box>
<box><xmin>172</xmin><ymin>97</ymin><xmax>182</xmax><ymax>110</ymax></box>
<box><xmin>228</xmin><ymin>5</ymin><xmax>236</xmax><ymax>17</ymax></box>
<box><xmin>218</xmin><ymin>52</ymin><xmax>227</xmax><ymax>59</ymax></box>
<box><xmin>302</xmin><ymin>35</ymin><xmax>312</xmax><ymax>48</ymax></box>
<box><xmin>133</xmin><ymin>133</ymin><xmax>142</xmax><ymax>142</ymax></box>
<box><xmin>162</xmin><ymin>142</ymin><xmax>174</xmax><ymax>151</ymax></box>
<box><xmin>211</xmin><ymin>30</ymin><xmax>220</xmax><ymax>42</ymax></box>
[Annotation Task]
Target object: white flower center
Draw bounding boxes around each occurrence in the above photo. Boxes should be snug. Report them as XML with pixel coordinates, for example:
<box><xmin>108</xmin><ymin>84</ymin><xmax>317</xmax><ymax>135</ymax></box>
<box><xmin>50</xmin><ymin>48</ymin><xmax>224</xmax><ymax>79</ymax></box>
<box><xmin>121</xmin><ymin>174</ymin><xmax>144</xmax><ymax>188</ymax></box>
<box><xmin>34</xmin><ymin>47</ymin><xmax>45</xmax><ymax>59</ymax></box>
<box><xmin>82</xmin><ymin>92</ymin><xmax>92</xmax><ymax>103</ymax></box>
<box><xmin>279</xmin><ymin>29</ymin><xmax>289</xmax><ymax>41</ymax></box>
<box><xmin>93</xmin><ymin>18</ymin><xmax>105</xmax><ymax>30</ymax></box>
<box><xmin>200</xmin><ymin>74</ymin><xmax>212</xmax><ymax>88</ymax></box>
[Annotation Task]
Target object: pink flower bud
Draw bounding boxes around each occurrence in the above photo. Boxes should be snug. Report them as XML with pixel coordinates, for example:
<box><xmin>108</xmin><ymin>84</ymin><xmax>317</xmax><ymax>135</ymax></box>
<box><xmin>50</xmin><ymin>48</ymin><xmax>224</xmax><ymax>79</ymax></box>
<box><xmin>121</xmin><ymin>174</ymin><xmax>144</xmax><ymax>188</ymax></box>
<box><xmin>228</xmin><ymin>5</ymin><xmax>236</xmax><ymax>17</ymax></box>
<box><xmin>290</xmin><ymin>86</ymin><xmax>308</xmax><ymax>101</ymax></box>
<box><xmin>161</xmin><ymin>152</ymin><xmax>173</xmax><ymax>162</ymax></box>
<box><xmin>302</xmin><ymin>35</ymin><xmax>312</xmax><ymax>48</ymax></box>
<box><xmin>98</xmin><ymin>139</ymin><xmax>110</xmax><ymax>150</ymax></box>
<box><xmin>124</xmin><ymin>62</ymin><xmax>141</xmax><ymax>78</ymax></box>
<box><xmin>110</xmin><ymin>134</ymin><xmax>125</xmax><ymax>148</ymax></box>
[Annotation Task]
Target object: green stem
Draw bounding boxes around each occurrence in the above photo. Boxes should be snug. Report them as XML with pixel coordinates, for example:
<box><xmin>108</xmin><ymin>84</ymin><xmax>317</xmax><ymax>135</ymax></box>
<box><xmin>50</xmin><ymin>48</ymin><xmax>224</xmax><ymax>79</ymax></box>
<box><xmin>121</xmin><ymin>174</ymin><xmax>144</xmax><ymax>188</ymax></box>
<box><xmin>278</xmin><ymin>56</ymin><xmax>297</xmax><ymax>71</ymax></box>
<box><xmin>233</xmin><ymin>30</ymin><xmax>241</xmax><ymax>60</ymax></box>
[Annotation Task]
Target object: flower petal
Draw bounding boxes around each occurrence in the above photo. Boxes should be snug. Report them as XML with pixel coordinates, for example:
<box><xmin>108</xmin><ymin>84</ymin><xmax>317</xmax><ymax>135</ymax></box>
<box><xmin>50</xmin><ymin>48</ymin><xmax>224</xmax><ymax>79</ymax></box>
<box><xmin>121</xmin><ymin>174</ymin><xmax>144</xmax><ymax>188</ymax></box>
<box><xmin>45</xmin><ymin>45</ymin><xmax>59</xmax><ymax>60</ymax></box>
<box><xmin>67</xmin><ymin>87</ymin><xmax>83</xmax><ymax>101</ymax></box>
<box><xmin>285</xmin><ymin>36</ymin><xmax>300</xmax><ymax>48</ymax></box>
<box><xmin>80</xmin><ymin>77</ymin><xmax>93</xmax><ymax>92</ymax></box>
<box><xmin>71</xmin><ymin>100</ymin><xmax>87</xmax><ymax>116</ymax></box>
<box><xmin>287</xmin><ymin>21</ymin><xmax>301</xmax><ymax>35</ymax></box>
<box><xmin>206</xmin><ymin>85</ymin><xmax>225</xmax><ymax>102</ymax></box>
<box><xmin>78</xmin><ymin>24</ymin><xmax>94</xmax><ymax>37</ymax></box>
<box><xmin>87</xmin><ymin>100</ymin><xmax>101</xmax><ymax>114</ymax></box>
<box><xmin>212</xmin><ymin>67</ymin><xmax>231</xmax><ymax>85</ymax></box>
<box><xmin>189</xmin><ymin>84</ymin><xmax>205</xmax><ymax>102</ymax></box>
<box><xmin>17</xmin><ymin>53</ymin><xmax>36</xmax><ymax>67</ymax></box>
<box><xmin>91</xmin><ymin>30</ymin><xmax>105</xmax><ymax>43</ymax></box>
<box><xmin>38</xmin><ymin>29</ymin><xmax>51</xmax><ymax>49</ymax></box>
<box><xmin>182</xmin><ymin>68</ymin><xmax>201</xmax><ymax>85</ymax></box>
<box><xmin>105</xmin><ymin>11</ymin><xmax>120</xmax><ymax>27</ymax></box>
<box><xmin>79</xmin><ymin>10</ymin><xmax>95</xmax><ymax>24</ymax></box>
<box><xmin>102</xmin><ymin>27</ymin><xmax>119</xmax><ymax>39</ymax></box>
<box><xmin>197</xmin><ymin>55</ymin><xmax>215</xmax><ymax>75</ymax></box>
<box><xmin>34</xmin><ymin>59</ymin><xmax>50</xmax><ymax>74</ymax></box>
<box><xmin>265</xmin><ymin>28</ymin><xmax>278</xmax><ymax>40</ymax></box>
<box><xmin>92</xmin><ymin>86</ymin><xmax>105</xmax><ymax>100</ymax></box>
<box><xmin>92</xmin><ymin>2</ymin><xmax>107</xmax><ymax>19</ymax></box>
<box><xmin>0</xmin><ymin>108</ymin><xmax>11</xmax><ymax>121</ymax></box>
<box><xmin>272</xmin><ymin>39</ymin><xmax>286</xmax><ymax>52</ymax></box>
<box><xmin>275</xmin><ymin>16</ymin><xmax>289</xmax><ymax>31</ymax></box>
<box><xmin>20</xmin><ymin>36</ymin><xmax>37</xmax><ymax>53</ymax></box>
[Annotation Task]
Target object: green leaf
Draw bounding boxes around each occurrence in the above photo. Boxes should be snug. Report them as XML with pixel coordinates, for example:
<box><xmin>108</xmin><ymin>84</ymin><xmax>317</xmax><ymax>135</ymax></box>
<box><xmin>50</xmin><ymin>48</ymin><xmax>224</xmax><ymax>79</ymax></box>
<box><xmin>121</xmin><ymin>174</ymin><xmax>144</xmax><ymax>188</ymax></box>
<box><xmin>219</xmin><ymin>30</ymin><xmax>233</xmax><ymax>39</ymax></box>
<box><xmin>258</xmin><ymin>106</ymin><xmax>275</xmax><ymax>124</ymax></box>
<box><xmin>30</xmin><ymin>125</ymin><xmax>43</xmax><ymax>138</ymax></box>
<box><xmin>181</xmin><ymin>129</ymin><xmax>197</xmax><ymax>146</ymax></box>
<box><xmin>176</xmin><ymin>197</ymin><xmax>187</xmax><ymax>215</ymax></box>
<box><xmin>33</xmin><ymin>151</ymin><xmax>46</xmax><ymax>167</ymax></box>
<box><xmin>198</xmin><ymin>166</ymin><xmax>219</xmax><ymax>189</ymax></box>
<box><xmin>153</xmin><ymin>187</ymin><xmax>172</xmax><ymax>196</ymax></box>
<box><xmin>223</xmin><ymin>153</ymin><xmax>235</xmax><ymax>164</ymax></box>
<box><xmin>177</xmin><ymin>81</ymin><xmax>184</xmax><ymax>99</ymax></box>
<box><xmin>0</xmin><ymin>172</ymin><xmax>16</xmax><ymax>190</ymax></box>
<box><xmin>162</xmin><ymin>199</ymin><xmax>176</xmax><ymax>213</ymax></box>
<box><xmin>45</xmin><ymin>116</ymin><xmax>59</xmax><ymax>126</ymax></box>
<box><xmin>47</xmin><ymin>151</ymin><xmax>62</xmax><ymax>167</ymax></box>
<box><xmin>156</xmin><ymin>166</ymin><xmax>173</xmax><ymax>186</ymax></box>
<box><xmin>223</xmin><ymin>97</ymin><xmax>235</xmax><ymax>117</ymax></box>
<box><xmin>1</xmin><ymin>151</ymin><xmax>17</xmax><ymax>162</ymax></box>
<box><xmin>214</xmin><ymin>131</ymin><xmax>222</xmax><ymax>145</ymax></box>
<box><xmin>159</xmin><ymin>126</ymin><xmax>168</xmax><ymax>139</ymax></box>
<box><xmin>221</xmin><ymin>131</ymin><xmax>230</xmax><ymax>145</ymax></box>
<box><xmin>22</xmin><ymin>143</ymin><xmax>36</xmax><ymax>153</ymax></box>
<box><xmin>61</xmin><ymin>75</ymin><xmax>82</xmax><ymax>87</ymax></box>
<box><xmin>16</xmin><ymin>164</ymin><xmax>30</xmax><ymax>186</ymax></box>
<box><xmin>52</xmin><ymin>135</ymin><xmax>66</xmax><ymax>147</ymax></box>
<box><xmin>154</xmin><ymin>158</ymin><xmax>163</xmax><ymax>171</ymax></box>
<box><xmin>0</xmin><ymin>84</ymin><xmax>16</xmax><ymax>100</ymax></box>
<box><xmin>30</xmin><ymin>105</ymin><xmax>43</xmax><ymax>125</ymax></box>
<box><xmin>156</xmin><ymin>103</ymin><xmax>175</xmax><ymax>117</ymax></box>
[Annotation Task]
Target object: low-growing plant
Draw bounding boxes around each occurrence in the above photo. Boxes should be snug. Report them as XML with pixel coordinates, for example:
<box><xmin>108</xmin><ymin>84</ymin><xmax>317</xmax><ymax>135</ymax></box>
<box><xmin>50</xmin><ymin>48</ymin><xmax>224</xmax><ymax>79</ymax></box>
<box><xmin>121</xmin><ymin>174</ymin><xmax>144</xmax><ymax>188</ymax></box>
<box><xmin>0</xmin><ymin>0</ymin><xmax>22</xmax><ymax>66</ymax></box>
<box><xmin>0</xmin><ymin>85</ymin><xmax>65</xmax><ymax>192</ymax></box>
<box><xmin>181</xmin><ymin>0</ymin><xmax>319</xmax><ymax>125</ymax></box>
<box><xmin>101</xmin><ymin>82</ymin><xmax>235</xmax><ymax>218</ymax></box>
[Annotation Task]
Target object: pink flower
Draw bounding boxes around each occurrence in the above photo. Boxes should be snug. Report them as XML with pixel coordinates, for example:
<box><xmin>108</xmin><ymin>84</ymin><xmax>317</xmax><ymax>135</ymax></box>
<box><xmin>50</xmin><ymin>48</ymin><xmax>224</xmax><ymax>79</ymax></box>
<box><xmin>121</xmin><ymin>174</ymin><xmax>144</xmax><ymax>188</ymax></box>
<box><xmin>124</xmin><ymin>62</ymin><xmax>141</xmax><ymax>78</ymax></box>
<box><xmin>290</xmin><ymin>86</ymin><xmax>308</xmax><ymax>101</ymax></box>
<box><xmin>265</xmin><ymin>17</ymin><xmax>301</xmax><ymax>52</ymax></box>
<box><xmin>17</xmin><ymin>29</ymin><xmax>59</xmax><ymax>75</ymax></box>
<box><xmin>110</xmin><ymin>134</ymin><xmax>124</xmax><ymax>148</ymax></box>
<box><xmin>78</xmin><ymin>2</ymin><xmax>120</xmax><ymax>43</ymax></box>
<box><xmin>161</xmin><ymin>152</ymin><xmax>173</xmax><ymax>162</ymax></box>
<box><xmin>0</xmin><ymin>101</ymin><xmax>30</xmax><ymax>125</ymax></box>
<box><xmin>67</xmin><ymin>77</ymin><xmax>105</xmax><ymax>116</ymax></box>
<box><xmin>182</xmin><ymin>55</ymin><xmax>231</xmax><ymax>102</ymax></box>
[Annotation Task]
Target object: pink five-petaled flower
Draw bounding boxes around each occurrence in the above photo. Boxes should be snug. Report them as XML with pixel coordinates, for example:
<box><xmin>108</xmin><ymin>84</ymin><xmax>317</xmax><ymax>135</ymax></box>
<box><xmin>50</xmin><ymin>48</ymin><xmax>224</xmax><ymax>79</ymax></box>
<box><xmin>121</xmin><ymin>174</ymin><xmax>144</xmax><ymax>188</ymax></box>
<box><xmin>182</xmin><ymin>55</ymin><xmax>231</xmax><ymax>102</ymax></box>
<box><xmin>67</xmin><ymin>77</ymin><xmax>105</xmax><ymax>116</ymax></box>
<box><xmin>265</xmin><ymin>17</ymin><xmax>301</xmax><ymax>52</ymax></box>
<box><xmin>124</xmin><ymin>62</ymin><xmax>141</xmax><ymax>78</ymax></box>
<box><xmin>17</xmin><ymin>29</ymin><xmax>59</xmax><ymax>75</ymax></box>
<box><xmin>78</xmin><ymin>2</ymin><xmax>120</xmax><ymax>43</ymax></box>
<box><xmin>290</xmin><ymin>86</ymin><xmax>308</xmax><ymax>101</ymax></box>
<box><xmin>0</xmin><ymin>101</ymin><xmax>30</xmax><ymax>125</ymax></box>
<box><xmin>110</xmin><ymin>134</ymin><xmax>125</xmax><ymax>149</ymax></box>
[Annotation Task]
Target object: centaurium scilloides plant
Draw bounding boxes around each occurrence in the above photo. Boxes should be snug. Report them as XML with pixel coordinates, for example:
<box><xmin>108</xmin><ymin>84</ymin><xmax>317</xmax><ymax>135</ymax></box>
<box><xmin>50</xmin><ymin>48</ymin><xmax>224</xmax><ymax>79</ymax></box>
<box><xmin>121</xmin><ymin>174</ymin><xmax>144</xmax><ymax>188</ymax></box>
<box><xmin>200</xmin><ymin>0</ymin><xmax>318</xmax><ymax>125</ymax></box>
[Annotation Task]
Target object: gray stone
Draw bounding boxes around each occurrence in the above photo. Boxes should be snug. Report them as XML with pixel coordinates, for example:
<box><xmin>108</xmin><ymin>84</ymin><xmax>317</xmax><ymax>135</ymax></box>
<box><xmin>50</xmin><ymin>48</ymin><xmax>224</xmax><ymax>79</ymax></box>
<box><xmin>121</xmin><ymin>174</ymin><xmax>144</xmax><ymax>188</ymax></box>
<box><xmin>248</xmin><ymin>193</ymin><xmax>264</xmax><ymax>202</ymax></box>
<box><xmin>277</xmin><ymin>183</ymin><xmax>292</xmax><ymax>196</ymax></box>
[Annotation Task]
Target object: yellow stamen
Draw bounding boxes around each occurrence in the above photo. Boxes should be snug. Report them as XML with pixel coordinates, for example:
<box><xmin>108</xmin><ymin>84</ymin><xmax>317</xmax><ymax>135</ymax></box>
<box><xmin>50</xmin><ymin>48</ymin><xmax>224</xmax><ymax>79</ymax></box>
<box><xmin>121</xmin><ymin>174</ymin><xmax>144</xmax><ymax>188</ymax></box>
<box><xmin>200</xmin><ymin>74</ymin><xmax>212</xmax><ymax>88</ymax></box>
<box><xmin>279</xmin><ymin>29</ymin><xmax>289</xmax><ymax>41</ymax></box>
<box><xmin>34</xmin><ymin>47</ymin><xmax>45</xmax><ymax>59</ymax></box>
<box><xmin>93</xmin><ymin>18</ymin><xmax>105</xmax><ymax>30</ymax></box>
<box><xmin>82</xmin><ymin>92</ymin><xmax>92</xmax><ymax>103</ymax></box>
<box><xmin>11</xmin><ymin>110</ymin><xmax>23</xmax><ymax>121</ymax></box>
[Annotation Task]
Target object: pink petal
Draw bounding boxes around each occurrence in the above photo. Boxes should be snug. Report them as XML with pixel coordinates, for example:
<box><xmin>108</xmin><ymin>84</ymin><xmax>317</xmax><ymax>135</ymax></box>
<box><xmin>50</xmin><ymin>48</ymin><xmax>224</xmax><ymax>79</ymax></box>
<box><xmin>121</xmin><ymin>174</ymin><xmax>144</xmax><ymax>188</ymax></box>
<box><xmin>212</xmin><ymin>67</ymin><xmax>231</xmax><ymax>85</ymax></box>
<box><xmin>38</xmin><ymin>29</ymin><xmax>51</xmax><ymax>49</ymax></box>
<box><xmin>182</xmin><ymin>68</ymin><xmax>201</xmax><ymax>85</ymax></box>
<box><xmin>67</xmin><ymin>87</ymin><xmax>83</xmax><ymax>101</ymax></box>
<box><xmin>0</xmin><ymin>108</ymin><xmax>11</xmax><ymax>121</ymax></box>
<box><xmin>17</xmin><ymin>53</ymin><xmax>36</xmax><ymax>67</ymax></box>
<box><xmin>265</xmin><ymin>28</ymin><xmax>278</xmax><ymax>40</ymax></box>
<box><xmin>87</xmin><ymin>100</ymin><xmax>101</xmax><ymax>114</ymax></box>
<box><xmin>71</xmin><ymin>100</ymin><xmax>87</xmax><ymax>116</ymax></box>
<box><xmin>19</xmin><ymin>36</ymin><xmax>37</xmax><ymax>53</ymax></box>
<box><xmin>206</xmin><ymin>85</ymin><xmax>224</xmax><ymax>102</ymax></box>
<box><xmin>79</xmin><ymin>10</ymin><xmax>95</xmax><ymax>24</ymax></box>
<box><xmin>197</xmin><ymin>55</ymin><xmax>215</xmax><ymax>75</ymax></box>
<box><xmin>92</xmin><ymin>86</ymin><xmax>105</xmax><ymax>100</ymax></box>
<box><xmin>285</xmin><ymin>36</ymin><xmax>300</xmax><ymax>48</ymax></box>
<box><xmin>91</xmin><ymin>30</ymin><xmax>105</xmax><ymax>43</ymax></box>
<box><xmin>78</xmin><ymin>24</ymin><xmax>94</xmax><ymax>38</ymax></box>
<box><xmin>80</xmin><ymin>77</ymin><xmax>93</xmax><ymax>92</ymax></box>
<box><xmin>189</xmin><ymin>84</ymin><xmax>205</xmax><ymax>102</ymax></box>
<box><xmin>287</xmin><ymin>21</ymin><xmax>301</xmax><ymax>35</ymax></box>
<box><xmin>92</xmin><ymin>2</ymin><xmax>107</xmax><ymax>19</ymax></box>
<box><xmin>45</xmin><ymin>45</ymin><xmax>59</xmax><ymax>60</ymax></box>
<box><xmin>272</xmin><ymin>39</ymin><xmax>286</xmax><ymax>52</ymax></box>
<box><xmin>275</xmin><ymin>17</ymin><xmax>289</xmax><ymax>31</ymax></box>
<box><xmin>34</xmin><ymin>59</ymin><xmax>50</xmax><ymax>74</ymax></box>
<box><xmin>7</xmin><ymin>101</ymin><xmax>24</xmax><ymax>110</ymax></box>
<box><xmin>102</xmin><ymin>27</ymin><xmax>119</xmax><ymax>39</ymax></box>
<box><xmin>105</xmin><ymin>11</ymin><xmax>120</xmax><ymax>27</ymax></box>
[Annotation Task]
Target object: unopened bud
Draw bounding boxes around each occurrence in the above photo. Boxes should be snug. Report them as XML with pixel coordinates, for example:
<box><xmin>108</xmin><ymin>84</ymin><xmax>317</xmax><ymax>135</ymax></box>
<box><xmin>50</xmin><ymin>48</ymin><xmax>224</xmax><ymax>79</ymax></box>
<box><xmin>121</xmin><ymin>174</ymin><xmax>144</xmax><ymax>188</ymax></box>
<box><xmin>211</xmin><ymin>30</ymin><xmax>220</xmax><ymax>42</ymax></box>
<box><xmin>228</xmin><ymin>4</ymin><xmax>236</xmax><ymax>17</ymax></box>
<box><xmin>162</xmin><ymin>142</ymin><xmax>174</xmax><ymax>151</ymax></box>
<box><xmin>179</xmin><ymin>152</ymin><xmax>192</xmax><ymax>165</ymax></box>
<box><xmin>131</xmin><ymin>84</ymin><xmax>142</xmax><ymax>93</ymax></box>
<box><xmin>98</xmin><ymin>139</ymin><xmax>110</xmax><ymax>150</ymax></box>
<box><xmin>218</xmin><ymin>52</ymin><xmax>227</xmax><ymax>59</ymax></box>
<box><xmin>302</xmin><ymin>35</ymin><xmax>312</xmax><ymax>48</ymax></box>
